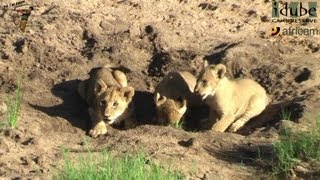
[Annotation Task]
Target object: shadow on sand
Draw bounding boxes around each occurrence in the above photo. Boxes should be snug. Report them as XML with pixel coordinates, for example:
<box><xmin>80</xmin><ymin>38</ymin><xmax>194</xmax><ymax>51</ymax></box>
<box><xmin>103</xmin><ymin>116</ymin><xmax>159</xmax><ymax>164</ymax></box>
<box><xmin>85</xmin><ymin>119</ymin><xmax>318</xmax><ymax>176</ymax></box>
<box><xmin>29</xmin><ymin>79</ymin><xmax>90</xmax><ymax>131</ymax></box>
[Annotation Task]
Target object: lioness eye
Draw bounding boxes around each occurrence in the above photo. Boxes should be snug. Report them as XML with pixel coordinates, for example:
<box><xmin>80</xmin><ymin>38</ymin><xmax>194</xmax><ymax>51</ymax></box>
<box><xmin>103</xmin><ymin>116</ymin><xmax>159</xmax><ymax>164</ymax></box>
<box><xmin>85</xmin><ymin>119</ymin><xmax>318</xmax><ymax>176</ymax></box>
<box><xmin>113</xmin><ymin>102</ymin><xmax>119</xmax><ymax>107</ymax></box>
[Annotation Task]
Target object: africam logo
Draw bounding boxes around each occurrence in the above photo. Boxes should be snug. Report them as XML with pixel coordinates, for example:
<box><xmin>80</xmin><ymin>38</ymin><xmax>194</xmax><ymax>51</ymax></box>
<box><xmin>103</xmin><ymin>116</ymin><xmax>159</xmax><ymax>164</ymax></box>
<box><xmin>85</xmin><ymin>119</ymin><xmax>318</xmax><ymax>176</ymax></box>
<box><xmin>0</xmin><ymin>0</ymin><xmax>34</xmax><ymax>32</ymax></box>
<box><xmin>271</xmin><ymin>26</ymin><xmax>320</xmax><ymax>36</ymax></box>
<box><xmin>272</xmin><ymin>1</ymin><xmax>317</xmax><ymax>23</ymax></box>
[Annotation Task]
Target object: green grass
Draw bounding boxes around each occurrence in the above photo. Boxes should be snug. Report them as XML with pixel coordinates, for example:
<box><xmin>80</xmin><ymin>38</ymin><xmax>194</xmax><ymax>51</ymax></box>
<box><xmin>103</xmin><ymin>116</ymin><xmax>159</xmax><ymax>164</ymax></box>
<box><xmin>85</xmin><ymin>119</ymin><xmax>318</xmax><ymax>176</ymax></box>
<box><xmin>171</xmin><ymin>121</ymin><xmax>184</xmax><ymax>129</ymax></box>
<box><xmin>273</xmin><ymin>115</ymin><xmax>320</xmax><ymax>175</ymax></box>
<box><xmin>279</xmin><ymin>107</ymin><xmax>292</xmax><ymax>121</ymax></box>
<box><xmin>6</xmin><ymin>75</ymin><xmax>23</xmax><ymax>128</ymax></box>
<box><xmin>0</xmin><ymin>74</ymin><xmax>23</xmax><ymax>129</ymax></box>
<box><xmin>54</xmin><ymin>151</ymin><xmax>184</xmax><ymax>180</ymax></box>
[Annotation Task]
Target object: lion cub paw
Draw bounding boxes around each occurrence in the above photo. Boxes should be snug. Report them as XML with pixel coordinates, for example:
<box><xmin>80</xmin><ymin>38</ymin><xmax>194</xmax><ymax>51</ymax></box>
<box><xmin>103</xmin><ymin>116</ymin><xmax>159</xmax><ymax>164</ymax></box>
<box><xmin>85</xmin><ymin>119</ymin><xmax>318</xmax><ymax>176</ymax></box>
<box><xmin>89</xmin><ymin>121</ymin><xmax>107</xmax><ymax>138</ymax></box>
<box><xmin>229</xmin><ymin>119</ymin><xmax>245</xmax><ymax>132</ymax></box>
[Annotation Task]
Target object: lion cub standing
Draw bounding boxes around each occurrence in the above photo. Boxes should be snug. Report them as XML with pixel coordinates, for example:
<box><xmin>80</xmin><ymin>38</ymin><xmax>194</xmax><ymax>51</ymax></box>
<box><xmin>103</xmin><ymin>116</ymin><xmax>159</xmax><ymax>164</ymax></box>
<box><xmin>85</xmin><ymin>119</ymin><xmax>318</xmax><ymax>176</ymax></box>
<box><xmin>194</xmin><ymin>62</ymin><xmax>268</xmax><ymax>132</ymax></box>
<box><xmin>78</xmin><ymin>66</ymin><xmax>135</xmax><ymax>138</ymax></box>
<box><xmin>154</xmin><ymin>71</ymin><xmax>203</xmax><ymax>125</ymax></box>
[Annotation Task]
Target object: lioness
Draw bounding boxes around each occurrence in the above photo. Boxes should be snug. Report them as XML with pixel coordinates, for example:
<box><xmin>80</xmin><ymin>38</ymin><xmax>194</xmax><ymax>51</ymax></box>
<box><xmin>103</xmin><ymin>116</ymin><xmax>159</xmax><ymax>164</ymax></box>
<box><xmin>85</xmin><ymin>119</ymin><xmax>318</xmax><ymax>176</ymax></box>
<box><xmin>194</xmin><ymin>62</ymin><xmax>268</xmax><ymax>132</ymax></box>
<box><xmin>78</xmin><ymin>66</ymin><xmax>135</xmax><ymax>138</ymax></box>
<box><xmin>154</xmin><ymin>71</ymin><xmax>203</xmax><ymax>125</ymax></box>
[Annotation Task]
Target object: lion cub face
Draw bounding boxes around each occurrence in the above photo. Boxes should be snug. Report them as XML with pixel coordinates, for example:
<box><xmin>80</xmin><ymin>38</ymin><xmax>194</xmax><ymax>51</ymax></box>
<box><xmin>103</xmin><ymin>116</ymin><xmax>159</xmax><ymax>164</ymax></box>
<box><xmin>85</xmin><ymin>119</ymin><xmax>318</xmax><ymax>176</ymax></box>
<box><xmin>195</xmin><ymin>62</ymin><xmax>226</xmax><ymax>99</ymax></box>
<box><xmin>97</xmin><ymin>86</ymin><xmax>134</xmax><ymax>125</ymax></box>
<box><xmin>154</xmin><ymin>93</ymin><xmax>187</xmax><ymax>125</ymax></box>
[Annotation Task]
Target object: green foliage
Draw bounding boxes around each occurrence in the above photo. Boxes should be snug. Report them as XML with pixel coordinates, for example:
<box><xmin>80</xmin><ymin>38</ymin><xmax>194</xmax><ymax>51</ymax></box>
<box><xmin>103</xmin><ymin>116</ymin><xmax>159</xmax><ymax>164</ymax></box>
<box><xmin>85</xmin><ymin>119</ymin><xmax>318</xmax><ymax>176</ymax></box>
<box><xmin>54</xmin><ymin>151</ymin><xmax>184</xmax><ymax>180</ymax></box>
<box><xmin>6</xmin><ymin>74</ymin><xmax>23</xmax><ymax>128</ymax></box>
<box><xmin>280</xmin><ymin>107</ymin><xmax>292</xmax><ymax>121</ymax></box>
<box><xmin>171</xmin><ymin>121</ymin><xmax>184</xmax><ymax>129</ymax></box>
<box><xmin>273</xmin><ymin>115</ymin><xmax>320</xmax><ymax>175</ymax></box>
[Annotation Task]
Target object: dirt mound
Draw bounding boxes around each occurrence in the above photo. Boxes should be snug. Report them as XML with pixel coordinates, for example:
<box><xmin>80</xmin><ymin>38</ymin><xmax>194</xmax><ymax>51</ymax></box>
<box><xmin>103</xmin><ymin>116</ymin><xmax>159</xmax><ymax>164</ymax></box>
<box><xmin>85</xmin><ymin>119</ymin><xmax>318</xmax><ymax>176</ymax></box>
<box><xmin>0</xmin><ymin>0</ymin><xmax>320</xmax><ymax>179</ymax></box>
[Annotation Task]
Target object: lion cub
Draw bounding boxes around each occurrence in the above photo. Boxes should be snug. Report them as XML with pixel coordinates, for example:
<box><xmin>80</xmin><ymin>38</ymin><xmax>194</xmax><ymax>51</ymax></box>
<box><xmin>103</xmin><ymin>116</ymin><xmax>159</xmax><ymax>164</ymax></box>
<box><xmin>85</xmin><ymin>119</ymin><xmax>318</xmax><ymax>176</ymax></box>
<box><xmin>154</xmin><ymin>71</ymin><xmax>202</xmax><ymax>125</ymax></box>
<box><xmin>78</xmin><ymin>66</ymin><xmax>135</xmax><ymax>138</ymax></box>
<box><xmin>194</xmin><ymin>62</ymin><xmax>268</xmax><ymax>132</ymax></box>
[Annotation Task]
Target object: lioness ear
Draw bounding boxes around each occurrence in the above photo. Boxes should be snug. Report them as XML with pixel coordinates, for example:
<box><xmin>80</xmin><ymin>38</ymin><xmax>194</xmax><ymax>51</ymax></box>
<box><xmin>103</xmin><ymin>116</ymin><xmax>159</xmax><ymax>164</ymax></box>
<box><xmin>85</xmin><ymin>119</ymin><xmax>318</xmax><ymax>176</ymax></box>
<box><xmin>154</xmin><ymin>93</ymin><xmax>166</xmax><ymax>106</ymax></box>
<box><xmin>96</xmin><ymin>79</ymin><xmax>107</xmax><ymax>95</ymax></box>
<box><xmin>122</xmin><ymin>86</ymin><xmax>135</xmax><ymax>102</ymax></box>
<box><xmin>215</xmin><ymin>64</ymin><xmax>226</xmax><ymax>79</ymax></box>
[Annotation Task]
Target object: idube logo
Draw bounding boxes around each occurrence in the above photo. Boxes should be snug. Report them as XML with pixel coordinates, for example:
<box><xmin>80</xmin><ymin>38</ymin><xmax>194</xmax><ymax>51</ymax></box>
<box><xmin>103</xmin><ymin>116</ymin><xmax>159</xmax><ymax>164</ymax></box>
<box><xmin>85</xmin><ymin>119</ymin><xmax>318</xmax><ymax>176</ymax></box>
<box><xmin>272</xmin><ymin>1</ymin><xmax>317</xmax><ymax>23</ymax></box>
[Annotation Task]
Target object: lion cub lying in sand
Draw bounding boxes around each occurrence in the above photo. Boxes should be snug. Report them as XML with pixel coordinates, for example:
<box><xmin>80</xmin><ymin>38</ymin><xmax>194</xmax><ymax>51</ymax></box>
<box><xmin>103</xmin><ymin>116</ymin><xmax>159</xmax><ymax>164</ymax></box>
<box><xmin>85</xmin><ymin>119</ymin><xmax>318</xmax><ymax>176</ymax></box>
<box><xmin>154</xmin><ymin>71</ymin><xmax>203</xmax><ymax>125</ymax></box>
<box><xmin>194</xmin><ymin>62</ymin><xmax>268</xmax><ymax>132</ymax></box>
<box><xmin>78</xmin><ymin>66</ymin><xmax>135</xmax><ymax>138</ymax></box>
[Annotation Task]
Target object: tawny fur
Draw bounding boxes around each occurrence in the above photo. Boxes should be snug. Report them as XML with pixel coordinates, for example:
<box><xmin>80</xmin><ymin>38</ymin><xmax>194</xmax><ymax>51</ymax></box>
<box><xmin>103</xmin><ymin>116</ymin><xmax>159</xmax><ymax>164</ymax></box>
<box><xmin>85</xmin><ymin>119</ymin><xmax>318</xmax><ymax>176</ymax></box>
<box><xmin>154</xmin><ymin>71</ymin><xmax>203</xmax><ymax>125</ymax></box>
<box><xmin>194</xmin><ymin>62</ymin><xmax>268</xmax><ymax>132</ymax></box>
<box><xmin>78</xmin><ymin>66</ymin><xmax>135</xmax><ymax>138</ymax></box>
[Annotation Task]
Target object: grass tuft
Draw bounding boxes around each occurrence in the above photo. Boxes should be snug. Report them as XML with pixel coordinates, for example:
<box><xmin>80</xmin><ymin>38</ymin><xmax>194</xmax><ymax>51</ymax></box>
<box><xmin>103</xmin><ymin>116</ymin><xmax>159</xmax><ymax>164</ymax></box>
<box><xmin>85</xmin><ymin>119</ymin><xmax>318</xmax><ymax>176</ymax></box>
<box><xmin>279</xmin><ymin>107</ymin><xmax>292</xmax><ymax>121</ymax></box>
<box><xmin>273</xmin><ymin>115</ymin><xmax>320</xmax><ymax>176</ymax></box>
<box><xmin>171</xmin><ymin>121</ymin><xmax>184</xmax><ymax>129</ymax></box>
<box><xmin>54</xmin><ymin>151</ymin><xmax>184</xmax><ymax>180</ymax></box>
<box><xmin>6</xmin><ymin>75</ymin><xmax>23</xmax><ymax>128</ymax></box>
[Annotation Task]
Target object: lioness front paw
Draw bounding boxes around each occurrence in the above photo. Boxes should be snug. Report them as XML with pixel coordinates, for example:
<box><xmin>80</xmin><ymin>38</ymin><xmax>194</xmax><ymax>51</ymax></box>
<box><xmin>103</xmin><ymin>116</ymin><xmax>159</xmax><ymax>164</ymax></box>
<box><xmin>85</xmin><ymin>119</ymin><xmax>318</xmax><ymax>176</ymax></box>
<box><xmin>89</xmin><ymin>121</ymin><xmax>107</xmax><ymax>138</ymax></box>
<box><xmin>229</xmin><ymin>120</ymin><xmax>245</xmax><ymax>132</ymax></box>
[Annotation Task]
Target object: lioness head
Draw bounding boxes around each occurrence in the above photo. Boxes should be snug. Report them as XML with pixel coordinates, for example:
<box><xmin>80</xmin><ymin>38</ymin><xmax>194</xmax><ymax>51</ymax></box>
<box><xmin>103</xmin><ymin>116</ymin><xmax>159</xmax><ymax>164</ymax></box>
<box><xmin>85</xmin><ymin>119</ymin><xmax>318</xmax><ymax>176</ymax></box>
<box><xmin>154</xmin><ymin>93</ymin><xmax>187</xmax><ymax>125</ymax></box>
<box><xmin>96</xmin><ymin>80</ymin><xmax>134</xmax><ymax>125</ymax></box>
<box><xmin>194</xmin><ymin>62</ymin><xmax>226</xmax><ymax>99</ymax></box>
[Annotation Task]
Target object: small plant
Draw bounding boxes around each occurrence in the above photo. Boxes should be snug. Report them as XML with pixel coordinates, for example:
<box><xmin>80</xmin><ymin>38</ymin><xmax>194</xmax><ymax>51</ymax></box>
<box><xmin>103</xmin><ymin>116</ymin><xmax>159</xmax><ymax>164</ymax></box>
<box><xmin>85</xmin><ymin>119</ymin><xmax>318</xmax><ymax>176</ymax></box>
<box><xmin>279</xmin><ymin>107</ymin><xmax>292</xmax><ymax>121</ymax></box>
<box><xmin>54</xmin><ymin>150</ymin><xmax>184</xmax><ymax>180</ymax></box>
<box><xmin>5</xmin><ymin>74</ymin><xmax>23</xmax><ymax>128</ymax></box>
<box><xmin>171</xmin><ymin>120</ymin><xmax>184</xmax><ymax>129</ymax></box>
<box><xmin>273</xmin><ymin>115</ymin><xmax>320</xmax><ymax>176</ymax></box>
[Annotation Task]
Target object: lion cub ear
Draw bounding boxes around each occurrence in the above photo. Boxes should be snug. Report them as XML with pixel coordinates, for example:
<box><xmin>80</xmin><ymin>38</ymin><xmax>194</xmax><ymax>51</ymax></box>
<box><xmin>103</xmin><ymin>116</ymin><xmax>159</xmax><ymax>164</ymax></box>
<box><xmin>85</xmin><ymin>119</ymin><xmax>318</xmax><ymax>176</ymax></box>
<box><xmin>153</xmin><ymin>92</ymin><xmax>167</xmax><ymax>106</ymax></box>
<box><xmin>122</xmin><ymin>86</ymin><xmax>135</xmax><ymax>102</ymax></box>
<box><xmin>113</xmin><ymin>70</ymin><xmax>128</xmax><ymax>87</ymax></box>
<box><xmin>96</xmin><ymin>79</ymin><xmax>108</xmax><ymax>95</ymax></box>
<box><xmin>203</xmin><ymin>60</ymin><xmax>209</xmax><ymax>68</ymax></box>
<box><xmin>209</xmin><ymin>64</ymin><xmax>215</xmax><ymax>70</ymax></box>
<box><xmin>215</xmin><ymin>64</ymin><xmax>226</xmax><ymax>79</ymax></box>
<box><xmin>154</xmin><ymin>93</ymin><xmax>167</xmax><ymax>107</ymax></box>
<box><xmin>175</xmin><ymin>96</ymin><xmax>187</xmax><ymax>113</ymax></box>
